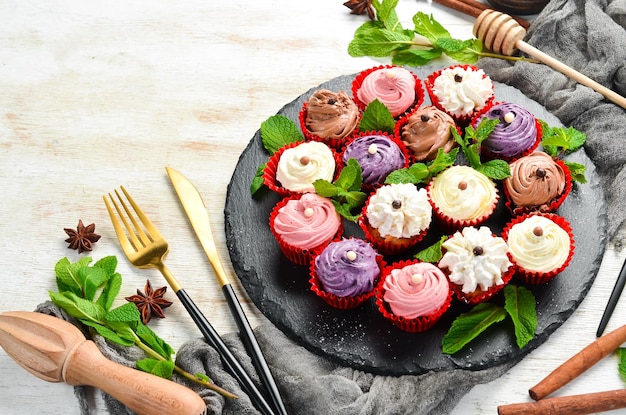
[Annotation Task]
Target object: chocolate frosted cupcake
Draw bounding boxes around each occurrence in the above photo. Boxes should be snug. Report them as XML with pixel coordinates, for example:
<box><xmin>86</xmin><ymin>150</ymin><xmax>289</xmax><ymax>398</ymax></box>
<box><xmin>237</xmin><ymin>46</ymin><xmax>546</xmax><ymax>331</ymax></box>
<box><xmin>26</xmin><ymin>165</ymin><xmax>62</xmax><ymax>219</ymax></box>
<box><xmin>503</xmin><ymin>151</ymin><xmax>572</xmax><ymax>214</ymax></box>
<box><xmin>473</xmin><ymin>102</ymin><xmax>541</xmax><ymax>161</ymax></box>
<box><xmin>342</xmin><ymin>132</ymin><xmax>409</xmax><ymax>187</ymax></box>
<box><xmin>309</xmin><ymin>237</ymin><xmax>385</xmax><ymax>309</ymax></box>
<box><xmin>299</xmin><ymin>89</ymin><xmax>360</xmax><ymax>148</ymax></box>
<box><xmin>396</xmin><ymin>105</ymin><xmax>459</xmax><ymax>162</ymax></box>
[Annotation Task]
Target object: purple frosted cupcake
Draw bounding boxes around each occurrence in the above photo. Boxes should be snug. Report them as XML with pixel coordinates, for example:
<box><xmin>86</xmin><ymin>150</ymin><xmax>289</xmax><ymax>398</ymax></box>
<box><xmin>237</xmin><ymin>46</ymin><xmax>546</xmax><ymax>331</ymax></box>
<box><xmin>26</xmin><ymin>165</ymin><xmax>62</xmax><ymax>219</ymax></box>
<box><xmin>342</xmin><ymin>131</ymin><xmax>409</xmax><ymax>187</ymax></box>
<box><xmin>473</xmin><ymin>102</ymin><xmax>541</xmax><ymax>161</ymax></box>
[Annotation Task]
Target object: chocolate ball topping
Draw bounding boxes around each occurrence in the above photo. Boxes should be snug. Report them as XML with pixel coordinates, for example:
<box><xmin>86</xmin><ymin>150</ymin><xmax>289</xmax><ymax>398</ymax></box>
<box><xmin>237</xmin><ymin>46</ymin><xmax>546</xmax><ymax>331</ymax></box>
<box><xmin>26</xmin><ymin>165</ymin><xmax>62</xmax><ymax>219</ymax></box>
<box><xmin>300</xmin><ymin>156</ymin><xmax>310</xmax><ymax>165</ymax></box>
<box><xmin>458</xmin><ymin>181</ymin><xmax>468</xmax><ymax>190</ymax></box>
<box><xmin>392</xmin><ymin>200</ymin><xmax>402</xmax><ymax>209</ymax></box>
<box><xmin>454</xmin><ymin>74</ymin><xmax>463</xmax><ymax>82</ymax></box>
<box><xmin>533</xmin><ymin>226</ymin><xmax>544</xmax><ymax>237</ymax></box>
<box><xmin>327</xmin><ymin>98</ymin><xmax>337</xmax><ymax>105</ymax></box>
<box><xmin>535</xmin><ymin>168</ymin><xmax>546</xmax><ymax>179</ymax></box>
<box><xmin>420</xmin><ymin>114</ymin><xmax>430</xmax><ymax>122</ymax></box>
<box><xmin>473</xmin><ymin>246</ymin><xmax>484</xmax><ymax>256</ymax></box>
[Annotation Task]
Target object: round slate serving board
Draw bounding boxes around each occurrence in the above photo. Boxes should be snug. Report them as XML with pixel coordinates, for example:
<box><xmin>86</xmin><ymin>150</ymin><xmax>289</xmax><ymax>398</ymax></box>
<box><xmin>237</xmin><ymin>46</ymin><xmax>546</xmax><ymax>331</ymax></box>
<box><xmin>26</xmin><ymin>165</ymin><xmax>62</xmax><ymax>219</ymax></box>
<box><xmin>224</xmin><ymin>66</ymin><xmax>608</xmax><ymax>376</ymax></box>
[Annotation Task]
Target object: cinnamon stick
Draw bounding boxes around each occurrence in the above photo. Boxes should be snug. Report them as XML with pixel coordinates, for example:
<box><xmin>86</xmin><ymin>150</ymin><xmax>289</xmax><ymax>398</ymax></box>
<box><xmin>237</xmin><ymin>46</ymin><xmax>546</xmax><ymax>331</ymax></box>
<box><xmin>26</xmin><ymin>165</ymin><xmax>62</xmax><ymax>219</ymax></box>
<box><xmin>432</xmin><ymin>0</ymin><xmax>530</xmax><ymax>29</ymax></box>
<box><xmin>498</xmin><ymin>389</ymin><xmax>626</xmax><ymax>415</ymax></box>
<box><xmin>529</xmin><ymin>324</ymin><xmax>626</xmax><ymax>400</ymax></box>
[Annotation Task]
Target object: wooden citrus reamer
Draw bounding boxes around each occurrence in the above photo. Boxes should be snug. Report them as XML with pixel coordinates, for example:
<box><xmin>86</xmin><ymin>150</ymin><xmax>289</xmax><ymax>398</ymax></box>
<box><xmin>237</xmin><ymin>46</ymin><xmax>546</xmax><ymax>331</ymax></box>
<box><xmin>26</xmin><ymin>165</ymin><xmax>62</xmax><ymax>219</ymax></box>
<box><xmin>0</xmin><ymin>311</ymin><xmax>207</xmax><ymax>415</ymax></box>
<box><xmin>473</xmin><ymin>9</ymin><xmax>626</xmax><ymax>110</ymax></box>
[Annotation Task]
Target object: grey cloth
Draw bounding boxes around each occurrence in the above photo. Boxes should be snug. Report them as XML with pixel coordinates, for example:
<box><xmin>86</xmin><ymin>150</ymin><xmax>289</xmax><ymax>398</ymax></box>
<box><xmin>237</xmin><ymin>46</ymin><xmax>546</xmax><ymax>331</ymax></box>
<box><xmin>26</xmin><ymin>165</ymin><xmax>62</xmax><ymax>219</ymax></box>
<box><xmin>36</xmin><ymin>1</ymin><xmax>626</xmax><ymax>414</ymax></box>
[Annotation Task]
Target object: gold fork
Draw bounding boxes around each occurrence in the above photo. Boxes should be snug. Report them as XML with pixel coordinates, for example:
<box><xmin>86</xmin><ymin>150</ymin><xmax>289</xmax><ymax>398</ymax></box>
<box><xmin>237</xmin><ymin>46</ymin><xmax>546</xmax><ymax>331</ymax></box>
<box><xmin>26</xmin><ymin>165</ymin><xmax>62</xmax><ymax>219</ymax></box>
<box><xmin>103</xmin><ymin>187</ymin><xmax>276</xmax><ymax>415</ymax></box>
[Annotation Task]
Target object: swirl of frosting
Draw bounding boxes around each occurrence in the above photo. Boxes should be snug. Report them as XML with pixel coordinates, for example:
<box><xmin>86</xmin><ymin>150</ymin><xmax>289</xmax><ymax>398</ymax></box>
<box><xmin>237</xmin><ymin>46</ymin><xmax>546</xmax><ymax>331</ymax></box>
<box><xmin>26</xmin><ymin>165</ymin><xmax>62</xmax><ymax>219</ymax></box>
<box><xmin>476</xmin><ymin>102</ymin><xmax>538</xmax><ymax>158</ymax></box>
<box><xmin>276</xmin><ymin>141</ymin><xmax>335</xmax><ymax>193</ymax></box>
<box><xmin>314</xmin><ymin>238</ymin><xmax>380</xmax><ymax>297</ymax></box>
<box><xmin>504</xmin><ymin>152</ymin><xmax>566</xmax><ymax>210</ymax></box>
<box><xmin>273</xmin><ymin>193</ymin><xmax>341</xmax><ymax>249</ymax></box>
<box><xmin>507</xmin><ymin>215</ymin><xmax>571</xmax><ymax>272</ymax></box>
<box><xmin>343</xmin><ymin>134</ymin><xmax>406</xmax><ymax>185</ymax></box>
<box><xmin>366</xmin><ymin>184</ymin><xmax>432</xmax><ymax>238</ymax></box>
<box><xmin>357</xmin><ymin>67</ymin><xmax>416</xmax><ymax>117</ymax></box>
<box><xmin>432</xmin><ymin>67</ymin><xmax>493</xmax><ymax>117</ymax></box>
<box><xmin>429</xmin><ymin>166</ymin><xmax>497</xmax><ymax>220</ymax></box>
<box><xmin>305</xmin><ymin>89</ymin><xmax>359</xmax><ymax>140</ymax></box>
<box><xmin>401</xmin><ymin>106</ymin><xmax>457</xmax><ymax>162</ymax></box>
<box><xmin>438</xmin><ymin>226</ymin><xmax>512</xmax><ymax>293</ymax></box>
<box><xmin>383</xmin><ymin>262</ymin><xmax>450</xmax><ymax>319</ymax></box>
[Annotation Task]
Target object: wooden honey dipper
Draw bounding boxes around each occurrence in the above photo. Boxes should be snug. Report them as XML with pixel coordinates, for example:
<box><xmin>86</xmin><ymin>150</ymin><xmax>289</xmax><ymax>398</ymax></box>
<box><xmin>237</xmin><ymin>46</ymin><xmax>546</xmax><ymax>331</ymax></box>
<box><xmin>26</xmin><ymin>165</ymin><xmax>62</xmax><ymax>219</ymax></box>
<box><xmin>0</xmin><ymin>311</ymin><xmax>208</xmax><ymax>415</ymax></box>
<box><xmin>473</xmin><ymin>9</ymin><xmax>626</xmax><ymax>110</ymax></box>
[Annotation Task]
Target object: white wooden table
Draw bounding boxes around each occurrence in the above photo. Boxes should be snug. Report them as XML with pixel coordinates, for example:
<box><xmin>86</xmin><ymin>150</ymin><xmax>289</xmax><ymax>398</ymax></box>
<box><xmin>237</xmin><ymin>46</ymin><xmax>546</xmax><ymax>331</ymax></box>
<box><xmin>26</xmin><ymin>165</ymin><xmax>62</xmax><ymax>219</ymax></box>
<box><xmin>1</xmin><ymin>1</ymin><xmax>626</xmax><ymax>413</ymax></box>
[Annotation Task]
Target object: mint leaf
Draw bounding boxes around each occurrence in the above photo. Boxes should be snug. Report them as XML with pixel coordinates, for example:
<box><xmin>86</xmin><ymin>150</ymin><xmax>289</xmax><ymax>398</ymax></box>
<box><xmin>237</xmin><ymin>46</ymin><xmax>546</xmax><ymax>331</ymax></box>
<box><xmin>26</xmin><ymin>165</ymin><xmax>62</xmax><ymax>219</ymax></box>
<box><xmin>313</xmin><ymin>179</ymin><xmax>339</xmax><ymax>198</ymax></box>
<box><xmin>250</xmin><ymin>163</ymin><xmax>267</xmax><ymax>196</ymax></box>
<box><xmin>385</xmin><ymin>164</ymin><xmax>428</xmax><ymax>184</ymax></box>
<box><xmin>564</xmin><ymin>161</ymin><xmax>587</xmax><ymax>184</ymax></box>
<box><xmin>414</xmin><ymin>235</ymin><xmax>448</xmax><ymax>263</ymax></box>
<box><xmin>335</xmin><ymin>158</ymin><xmax>364</xmax><ymax>191</ymax></box>
<box><xmin>82</xmin><ymin>320</ymin><xmax>135</xmax><ymax>347</ymax></box>
<box><xmin>96</xmin><ymin>271</ymin><xmax>122</xmax><ymax>312</ymax></box>
<box><xmin>618</xmin><ymin>348</ymin><xmax>626</xmax><ymax>382</ymax></box>
<box><xmin>359</xmin><ymin>99</ymin><xmax>395</xmax><ymax>133</ymax></box>
<box><xmin>106</xmin><ymin>302</ymin><xmax>142</xmax><ymax>323</ymax></box>
<box><xmin>93</xmin><ymin>255</ymin><xmax>118</xmax><ymax>276</ymax></box>
<box><xmin>136</xmin><ymin>322</ymin><xmax>174</xmax><ymax>359</ymax></box>
<box><xmin>372</xmin><ymin>0</ymin><xmax>402</xmax><ymax>30</ymax></box>
<box><xmin>136</xmin><ymin>358</ymin><xmax>175</xmax><ymax>379</ymax></box>
<box><xmin>391</xmin><ymin>48</ymin><xmax>443</xmax><ymax>66</ymax></box>
<box><xmin>413</xmin><ymin>12</ymin><xmax>450</xmax><ymax>44</ymax></box>
<box><xmin>49</xmin><ymin>291</ymin><xmax>107</xmax><ymax>325</ymax></box>
<box><xmin>504</xmin><ymin>285</ymin><xmax>537</xmax><ymax>349</ymax></box>
<box><xmin>429</xmin><ymin>147</ymin><xmax>459</xmax><ymax>174</ymax></box>
<box><xmin>540</xmin><ymin>122</ymin><xmax>586</xmax><ymax>156</ymax></box>
<box><xmin>476</xmin><ymin>159</ymin><xmax>511</xmax><ymax>180</ymax></box>
<box><xmin>444</xmin><ymin>38</ymin><xmax>483</xmax><ymax>64</ymax></box>
<box><xmin>348</xmin><ymin>25</ymin><xmax>414</xmax><ymax>57</ymax></box>
<box><xmin>80</xmin><ymin>266</ymin><xmax>108</xmax><ymax>302</ymax></box>
<box><xmin>260</xmin><ymin>115</ymin><xmax>303</xmax><ymax>154</ymax></box>
<box><xmin>55</xmin><ymin>256</ymin><xmax>93</xmax><ymax>297</ymax></box>
<box><xmin>442</xmin><ymin>303</ymin><xmax>508</xmax><ymax>354</ymax></box>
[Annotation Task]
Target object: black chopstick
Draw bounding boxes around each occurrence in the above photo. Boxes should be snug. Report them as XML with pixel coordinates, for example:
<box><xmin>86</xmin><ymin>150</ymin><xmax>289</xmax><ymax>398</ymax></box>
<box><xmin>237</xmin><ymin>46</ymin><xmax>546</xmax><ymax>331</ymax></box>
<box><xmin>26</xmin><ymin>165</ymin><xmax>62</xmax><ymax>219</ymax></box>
<box><xmin>597</xmin><ymin>256</ymin><xmax>626</xmax><ymax>337</ymax></box>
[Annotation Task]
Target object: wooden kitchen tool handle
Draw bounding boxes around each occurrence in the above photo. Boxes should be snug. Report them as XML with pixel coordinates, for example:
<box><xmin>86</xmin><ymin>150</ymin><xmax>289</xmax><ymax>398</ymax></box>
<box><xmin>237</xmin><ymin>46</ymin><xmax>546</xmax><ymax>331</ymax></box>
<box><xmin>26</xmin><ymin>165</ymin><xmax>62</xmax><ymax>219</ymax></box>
<box><xmin>63</xmin><ymin>340</ymin><xmax>207</xmax><ymax>415</ymax></box>
<box><xmin>498</xmin><ymin>389</ymin><xmax>626</xmax><ymax>415</ymax></box>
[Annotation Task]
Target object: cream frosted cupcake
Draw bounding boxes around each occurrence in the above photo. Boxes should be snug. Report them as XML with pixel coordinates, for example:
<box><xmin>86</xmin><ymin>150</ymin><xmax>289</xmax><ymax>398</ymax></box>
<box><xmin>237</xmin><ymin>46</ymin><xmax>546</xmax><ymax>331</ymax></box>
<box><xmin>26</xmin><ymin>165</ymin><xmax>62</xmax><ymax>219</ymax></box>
<box><xmin>502</xmin><ymin>213</ymin><xmax>574</xmax><ymax>284</ymax></box>
<box><xmin>376</xmin><ymin>259</ymin><xmax>453</xmax><ymax>332</ymax></box>
<box><xmin>269</xmin><ymin>193</ymin><xmax>343</xmax><ymax>265</ymax></box>
<box><xmin>359</xmin><ymin>183</ymin><xmax>432</xmax><ymax>255</ymax></box>
<box><xmin>352</xmin><ymin>65</ymin><xmax>424</xmax><ymax>118</ymax></box>
<box><xmin>438</xmin><ymin>226</ymin><xmax>513</xmax><ymax>304</ymax></box>
<box><xmin>427</xmin><ymin>165</ymin><xmax>499</xmax><ymax>231</ymax></box>
<box><xmin>298</xmin><ymin>89</ymin><xmax>360</xmax><ymax>148</ymax></box>
<box><xmin>263</xmin><ymin>140</ymin><xmax>338</xmax><ymax>196</ymax></box>
<box><xmin>425</xmin><ymin>64</ymin><xmax>495</xmax><ymax>124</ymax></box>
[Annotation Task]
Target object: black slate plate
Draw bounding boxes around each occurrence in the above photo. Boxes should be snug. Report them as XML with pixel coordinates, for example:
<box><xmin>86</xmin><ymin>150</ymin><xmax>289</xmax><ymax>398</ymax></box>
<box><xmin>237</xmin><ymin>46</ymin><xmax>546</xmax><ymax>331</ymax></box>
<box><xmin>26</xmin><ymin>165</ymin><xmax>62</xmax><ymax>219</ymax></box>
<box><xmin>225</xmin><ymin>67</ymin><xmax>608</xmax><ymax>376</ymax></box>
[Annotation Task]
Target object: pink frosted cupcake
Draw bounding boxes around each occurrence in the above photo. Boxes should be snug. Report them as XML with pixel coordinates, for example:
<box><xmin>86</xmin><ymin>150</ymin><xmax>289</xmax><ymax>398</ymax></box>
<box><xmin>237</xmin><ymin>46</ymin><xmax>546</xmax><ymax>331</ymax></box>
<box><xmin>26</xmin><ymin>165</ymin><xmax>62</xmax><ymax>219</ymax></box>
<box><xmin>425</xmin><ymin>65</ymin><xmax>495</xmax><ymax>124</ymax></box>
<box><xmin>352</xmin><ymin>65</ymin><xmax>424</xmax><ymax>118</ymax></box>
<box><xmin>376</xmin><ymin>259</ymin><xmax>453</xmax><ymax>332</ymax></box>
<box><xmin>427</xmin><ymin>165</ymin><xmax>499</xmax><ymax>231</ymax></box>
<box><xmin>438</xmin><ymin>226</ymin><xmax>514</xmax><ymax>304</ymax></box>
<box><xmin>309</xmin><ymin>237</ymin><xmax>386</xmax><ymax>309</ymax></box>
<box><xmin>502</xmin><ymin>213</ymin><xmax>575</xmax><ymax>285</ymax></box>
<box><xmin>269</xmin><ymin>193</ymin><xmax>343</xmax><ymax>265</ymax></box>
<box><xmin>263</xmin><ymin>140</ymin><xmax>339</xmax><ymax>196</ymax></box>
<box><xmin>503</xmin><ymin>151</ymin><xmax>572</xmax><ymax>215</ymax></box>
<box><xmin>359</xmin><ymin>183</ymin><xmax>432</xmax><ymax>255</ymax></box>
<box><xmin>298</xmin><ymin>89</ymin><xmax>360</xmax><ymax>149</ymax></box>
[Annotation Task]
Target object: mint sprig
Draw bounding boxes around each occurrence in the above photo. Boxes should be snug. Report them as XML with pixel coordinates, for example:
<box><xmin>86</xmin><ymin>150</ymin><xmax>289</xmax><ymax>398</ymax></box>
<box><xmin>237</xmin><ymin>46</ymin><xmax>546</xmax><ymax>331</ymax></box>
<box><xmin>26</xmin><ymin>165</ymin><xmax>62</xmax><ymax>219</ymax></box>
<box><xmin>49</xmin><ymin>256</ymin><xmax>237</xmax><ymax>399</ymax></box>
<box><xmin>414</xmin><ymin>235</ymin><xmax>448</xmax><ymax>263</ymax></box>
<box><xmin>540</xmin><ymin>120</ymin><xmax>587</xmax><ymax>183</ymax></box>
<box><xmin>313</xmin><ymin>158</ymin><xmax>367</xmax><ymax>221</ymax></box>
<box><xmin>359</xmin><ymin>99</ymin><xmax>395</xmax><ymax>133</ymax></box>
<box><xmin>452</xmin><ymin>119</ymin><xmax>511</xmax><ymax>180</ymax></box>
<box><xmin>385</xmin><ymin>147</ymin><xmax>459</xmax><ymax>185</ymax></box>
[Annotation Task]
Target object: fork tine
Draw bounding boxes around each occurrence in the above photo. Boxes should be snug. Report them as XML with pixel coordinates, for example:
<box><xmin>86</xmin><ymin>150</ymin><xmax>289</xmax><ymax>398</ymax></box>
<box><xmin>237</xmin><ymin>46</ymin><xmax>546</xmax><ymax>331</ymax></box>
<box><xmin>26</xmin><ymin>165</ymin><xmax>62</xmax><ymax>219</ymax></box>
<box><xmin>119</xmin><ymin>186</ymin><xmax>164</xmax><ymax>242</ymax></box>
<box><xmin>103</xmin><ymin>193</ymin><xmax>137</xmax><ymax>254</ymax></box>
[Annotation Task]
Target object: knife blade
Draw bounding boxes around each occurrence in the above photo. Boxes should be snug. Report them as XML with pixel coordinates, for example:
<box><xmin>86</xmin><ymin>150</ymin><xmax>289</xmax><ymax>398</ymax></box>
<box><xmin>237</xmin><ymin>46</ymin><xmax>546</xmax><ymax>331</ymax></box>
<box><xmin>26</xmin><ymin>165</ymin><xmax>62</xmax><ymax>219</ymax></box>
<box><xmin>166</xmin><ymin>166</ymin><xmax>288</xmax><ymax>415</ymax></box>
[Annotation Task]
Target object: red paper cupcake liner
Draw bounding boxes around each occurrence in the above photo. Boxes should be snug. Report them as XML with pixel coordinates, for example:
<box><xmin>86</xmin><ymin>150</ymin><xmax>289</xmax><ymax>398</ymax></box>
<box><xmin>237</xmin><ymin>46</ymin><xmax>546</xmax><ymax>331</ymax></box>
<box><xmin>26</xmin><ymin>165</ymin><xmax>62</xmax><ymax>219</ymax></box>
<box><xmin>298</xmin><ymin>101</ymin><xmax>361</xmax><ymax>149</ymax></box>
<box><xmin>351</xmin><ymin>65</ymin><xmax>425</xmax><ymax>119</ymax></box>
<box><xmin>375</xmin><ymin>259</ymin><xmax>453</xmax><ymax>332</ymax></box>
<box><xmin>358</xmin><ymin>194</ymin><xmax>430</xmax><ymax>256</ymax></box>
<box><xmin>393</xmin><ymin>106</ymin><xmax>463</xmax><ymax>164</ymax></box>
<box><xmin>501</xmin><ymin>212</ymin><xmax>575</xmax><ymax>285</ymax></box>
<box><xmin>449</xmin><ymin>264</ymin><xmax>515</xmax><ymax>305</ymax></box>
<box><xmin>503</xmin><ymin>158</ymin><xmax>573</xmax><ymax>216</ymax></box>
<box><xmin>269</xmin><ymin>194</ymin><xmax>345</xmax><ymax>265</ymax></box>
<box><xmin>308</xmin><ymin>243</ymin><xmax>387</xmax><ymax>310</ymax></box>
<box><xmin>263</xmin><ymin>140</ymin><xmax>343</xmax><ymax>197</ymax></box>
<box><xmin>425</xmin><ymin>64</ymin><xmax>495</xmax><ymax>126</ymax></box>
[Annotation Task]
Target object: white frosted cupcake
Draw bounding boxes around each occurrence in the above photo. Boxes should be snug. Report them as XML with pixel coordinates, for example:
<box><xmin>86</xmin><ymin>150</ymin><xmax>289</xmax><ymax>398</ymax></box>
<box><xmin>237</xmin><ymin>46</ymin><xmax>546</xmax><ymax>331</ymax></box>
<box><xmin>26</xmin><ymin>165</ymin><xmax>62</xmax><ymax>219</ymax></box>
<box><xmin>359</xmin><ymin>183</ymin><xmax>432</xmax><ymax>255</ymax></box>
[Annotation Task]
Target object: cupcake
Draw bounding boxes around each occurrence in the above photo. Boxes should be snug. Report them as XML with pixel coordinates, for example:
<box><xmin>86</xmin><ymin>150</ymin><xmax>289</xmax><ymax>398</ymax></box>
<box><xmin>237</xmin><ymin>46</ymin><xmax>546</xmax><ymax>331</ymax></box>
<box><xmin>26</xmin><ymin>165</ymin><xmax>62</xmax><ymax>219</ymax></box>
<box><xmin>309</xmin><ymin>237</ymin><xmax>385</xmax><ymax>309</ymax></box>
<box><xmin>438</xmin><ymin>226</ymin><xmax>513</xmax><ymax>304</ymax></box>
<box><xmin>359</xmin><ymin>183</ymin><xmax>432</xmax><ymax>255</ymax></box>
<box><xmin>425</xmin><ymin>65</ymin><xmax>495</xmax><ymax>124</ymax></box>
<box><xmin>352</xmin><ymin>65</ymin><xmax>424</xmax><ymax>118</ymax></box>
<box><xmin>299</xmin><ymin>89</ymin><xmax>360</xmax><ymax>148</ymax></box>
<box><xmin>341</xmin><ymin>132</ymin><xmax>409</xmax><ymax>187</ymax></box>
<box><xmin>472</xmin><ymin>102</ymin><xmax>541</xmax><ymax>161</ymax></box>
<box><xmin>269</xmin><ymin>193</ymin><xmax>343</xmax><ymax>265</ymax></box>
<box><xmin>376</xmin><ymin>259</ymin><xmax>453</xmax><ymax>332</ymax></box>
<box><xmin>263</xmin><ymin>140</ymin><xmax>338</xmax><ymax>196</ymax></box>
<box><xmin>503</xmin><ymin>151</ymin><xmax>572</xmax><ymax>214</ymax></box>
<box><xmin>396</xmin><ymin>105</ymin><xmax>459</xmax><ymax>162</ymax></box>
<box><xmin>427</xmin><ymin>165</ymin><xmax>499</xmax><ymax>230</ymax></box>
<box><xmin>502</xmin><ymin>213</ymin><xmax>574</xmax><ymax>284</ymax></box>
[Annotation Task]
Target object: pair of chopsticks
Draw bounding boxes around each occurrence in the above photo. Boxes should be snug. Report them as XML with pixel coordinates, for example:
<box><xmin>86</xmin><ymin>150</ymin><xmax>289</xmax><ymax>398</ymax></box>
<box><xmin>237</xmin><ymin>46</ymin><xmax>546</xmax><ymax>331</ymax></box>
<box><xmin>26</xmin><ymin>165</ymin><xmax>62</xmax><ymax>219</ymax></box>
<box><xmin>498</xmin><ymin>324</ymin><xmax>626</xmax><ymax>414</ymax></box>
<box><xmin>432</xmin><ymin>0</ymin><xmax>530</xmax><ymax>29</ymax></box>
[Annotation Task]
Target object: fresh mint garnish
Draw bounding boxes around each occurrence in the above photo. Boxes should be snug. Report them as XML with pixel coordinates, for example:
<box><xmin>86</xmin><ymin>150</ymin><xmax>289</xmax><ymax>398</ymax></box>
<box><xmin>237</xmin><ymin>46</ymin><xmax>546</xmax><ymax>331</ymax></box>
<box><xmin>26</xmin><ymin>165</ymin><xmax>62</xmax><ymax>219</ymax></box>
<box><xmin>539</xmin><ymin>120</ymin><xmax>587</xmax><ymax>183</ymax></box>
<box><xmin>313</xmin><ymin>158</ymin><xmax>367</xmax><ymax>221</ymax></box>
<box><xmin>504</xmin><ymin>285</ymin><xmax>538</xmax><ymax>349</ymax></box>
<box><xmin>414</xmin><ymin>235</ymin><xmax>448</xmax><ymax>263</ymax></box>
<box><xmin>452</xmin><ymin>119</ymin><xmax>511</xmax><ymax>180</ymax></box>
<box><xmin>385</xmin><ymin>147</ymin><xmax>459</xmax><ymax>185</ymax></box>
<box><xmin>359</xmin><ymin>99</ymin><xmax>395</xmax><ymax>133</ymax></box>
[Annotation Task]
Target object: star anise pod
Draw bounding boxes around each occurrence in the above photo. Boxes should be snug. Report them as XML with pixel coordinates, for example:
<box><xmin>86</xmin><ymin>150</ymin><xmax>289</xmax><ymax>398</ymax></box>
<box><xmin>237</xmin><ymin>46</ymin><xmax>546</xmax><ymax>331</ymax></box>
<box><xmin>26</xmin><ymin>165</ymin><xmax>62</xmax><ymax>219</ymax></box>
<box><xmin>343</xmin><ymin>0</ymin><xmax>375</xmax><ymax>21</ymax></box>
<box><xmin>125</xmin><ymin>279</ymin><xmax>173</xmax><ymax>324</ymax></box>
<box><xmin>64</xmin><ymin>219</ymin><xmax>101</xmax><ymax>253</ymax></box>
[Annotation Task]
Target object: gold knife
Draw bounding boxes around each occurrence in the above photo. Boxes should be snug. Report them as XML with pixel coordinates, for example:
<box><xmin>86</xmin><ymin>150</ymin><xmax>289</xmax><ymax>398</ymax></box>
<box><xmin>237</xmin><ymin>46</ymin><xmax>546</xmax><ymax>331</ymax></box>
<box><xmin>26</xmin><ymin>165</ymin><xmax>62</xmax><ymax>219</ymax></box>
<box><xmin>165</xmin><ymin>166</ymin><xmax>288</xmax><ymax>415</ymax></box>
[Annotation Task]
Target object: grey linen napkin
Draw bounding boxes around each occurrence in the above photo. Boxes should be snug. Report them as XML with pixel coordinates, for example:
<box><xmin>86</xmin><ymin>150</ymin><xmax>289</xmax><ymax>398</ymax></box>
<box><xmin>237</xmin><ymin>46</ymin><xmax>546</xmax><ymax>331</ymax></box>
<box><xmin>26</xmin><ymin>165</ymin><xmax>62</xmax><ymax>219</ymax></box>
<box><xmin>36</xmin><ymin>1</ymin><xmax>626</xmax><ymax>413</ymax></box>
